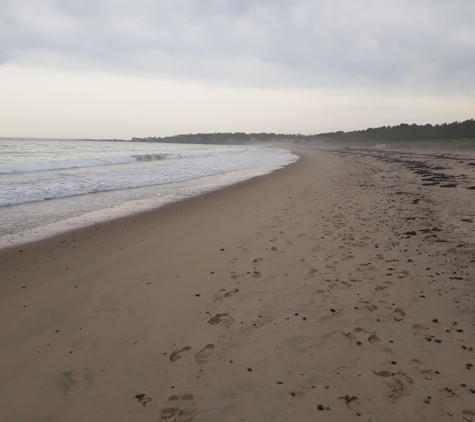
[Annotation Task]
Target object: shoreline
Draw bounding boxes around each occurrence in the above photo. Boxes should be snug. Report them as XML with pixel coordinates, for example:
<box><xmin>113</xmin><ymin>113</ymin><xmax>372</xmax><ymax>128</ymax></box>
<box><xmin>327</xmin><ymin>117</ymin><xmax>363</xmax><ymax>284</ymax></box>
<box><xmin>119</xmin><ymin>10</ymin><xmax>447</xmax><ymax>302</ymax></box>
<box><xmin>1</xmin><ymin>148</ymin><xmax>475</xmax><ymax>421</ymax></box>
<box><xmin>0</xmin><ymin>156</ymin><xmax>296</xmax><ymax>249</ymax></box>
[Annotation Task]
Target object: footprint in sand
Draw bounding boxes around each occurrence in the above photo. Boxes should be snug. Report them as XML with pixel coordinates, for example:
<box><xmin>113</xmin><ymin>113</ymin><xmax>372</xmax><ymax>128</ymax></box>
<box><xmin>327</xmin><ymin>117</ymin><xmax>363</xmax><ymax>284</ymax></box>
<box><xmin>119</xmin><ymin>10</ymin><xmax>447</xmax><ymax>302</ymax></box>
<box><xmin>224</xmin><ymin>288</ymin><xmax>239</xmax><ymax>298</ymax></box>
<box><xmin>373</xmin><ymin>370</ymin><xmax>414</xmax><ymax>398</ymax></box>
<box><xmin>208</xmin><ymin>313</ymin><xmax>235</xmax><ymax>328</ymax></box>
<box><xmin>170</xmin><ymin>346</ymin><xmax>192</xmax><ymax>362</ymax></box>
<box><xmin>385</xmin><ymin>372</ymin><xmax>414</xmax><ymax>398</ymax></box>
<box><xmin>412</xmin><ymin>324</ymin><xmax>429</xmax><ymax>338</ymax></box>
<box><xmin>463</xmin><ymin>410</ymin><xmax>475</xmax><ymax>422</ymax></box>
<box><xmin>159</xmin><ymin>394</ymin><xmax>197</xmax><ymax>421</ymax></box>
<box><xmin>213</xmin><ymin>288</ymin><xmax>239</xmax><ymax>300</ymax></box>
<box><xmin>392</xmin><ymin>308</ymin><xmax>406</xmax><ymax>321</ymax></box>
<box><xmin>213</xmin><ymin>289</ymin><xmax>227</xmax><ymax>300</ymax></box>
<box><xmin>230</xmin><ymin>272</ymin><xmax>240</xmax><ymax>280</ymax></box>
<box><xmin>194</xmin><ymin>344</ymin><xmax>215</xmax><ymax>364</ymax></box>
<box><xmin>345</xmin><ymin>327</ymin><xmax>365</xmax><ymax>341</ymax></box>
<box><xmin>357</xmin><ymin>301</ymin><xmax>378</xmax><ymax>312</ymax></box>
<box><xmin>60</xmin><ymin>369</ymin><xmax>90</xmax><ymax>395</ymax></box>
<box><xmin>368</xmin><ymin>332</ymin><xmax>382</xmax><ymax>344</ymax></box>
<box><xmin>409</xmin><ymin>358</ymin><xmax>432</xmax><ymax>373</ymax></box>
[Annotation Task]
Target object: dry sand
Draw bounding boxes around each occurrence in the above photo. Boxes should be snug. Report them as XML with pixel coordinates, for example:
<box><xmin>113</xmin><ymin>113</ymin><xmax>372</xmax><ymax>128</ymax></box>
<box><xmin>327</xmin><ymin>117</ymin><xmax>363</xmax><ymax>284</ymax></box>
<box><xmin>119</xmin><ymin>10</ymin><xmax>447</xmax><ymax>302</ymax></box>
<box><xmin>1</xmin><ymin>148</ymin><xmax>475</xmax><ymax>422</ymax></box>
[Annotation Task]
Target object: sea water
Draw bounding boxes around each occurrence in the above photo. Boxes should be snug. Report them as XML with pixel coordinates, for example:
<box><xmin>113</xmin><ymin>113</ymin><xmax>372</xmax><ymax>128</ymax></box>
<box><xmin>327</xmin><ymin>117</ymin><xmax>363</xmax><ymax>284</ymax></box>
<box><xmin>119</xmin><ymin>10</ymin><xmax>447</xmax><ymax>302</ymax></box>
<box><xmin>0</xmin><ymin>139</ymin><xmax>297</xmax><ymax>247</ymax></box>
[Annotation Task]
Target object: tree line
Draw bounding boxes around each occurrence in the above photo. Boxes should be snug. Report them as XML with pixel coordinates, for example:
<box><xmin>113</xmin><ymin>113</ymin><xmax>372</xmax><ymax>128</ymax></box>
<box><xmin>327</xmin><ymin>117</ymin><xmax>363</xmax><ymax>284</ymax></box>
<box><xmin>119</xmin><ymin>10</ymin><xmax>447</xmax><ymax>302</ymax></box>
<box><xmin>131</xmin><ymin>119</ymin><xmax>475</xmax><ymax>145</ymax></box>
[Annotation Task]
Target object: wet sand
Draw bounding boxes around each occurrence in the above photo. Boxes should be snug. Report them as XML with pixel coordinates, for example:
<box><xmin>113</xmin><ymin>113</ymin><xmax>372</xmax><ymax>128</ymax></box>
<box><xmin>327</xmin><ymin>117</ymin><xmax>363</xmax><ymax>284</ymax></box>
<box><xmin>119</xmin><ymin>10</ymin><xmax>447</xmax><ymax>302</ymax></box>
<box><xmin>1</xmin><ymin>147</ymin><xmax>475</xmax><ymax>421</ymax></box>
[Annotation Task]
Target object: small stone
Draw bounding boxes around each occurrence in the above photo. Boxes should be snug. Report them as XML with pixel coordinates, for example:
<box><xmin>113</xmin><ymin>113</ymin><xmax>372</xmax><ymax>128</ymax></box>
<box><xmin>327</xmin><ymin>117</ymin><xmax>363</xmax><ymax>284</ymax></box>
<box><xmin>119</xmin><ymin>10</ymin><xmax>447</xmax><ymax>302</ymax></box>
<box><xmin>435</xmin><ymin>339</ymin><xmax>442</xmax><ymax>343</ymax></box>
<box><xmin>318</xmin><ymin>405</ymin><xmax>324</xmax><ymax>411</ymax></box>
<box><xmin>391</xmin><ymin>361</ymin><xmax>397</xmax><ymax>365</ymax></box>
<box><xmin>330</xmin><ymin>309</ymin><xmax>336</xmax><ymax>313</ymax></box>
<box><xmin>195</xmin><ymin>294</ymin><xmax>200</xmax><ymax>297</ymax></box>
<box><xmin>135</xmin><ymin>393</ymin><xmax>145</xmax><ymax>399</ymax></box>
<box><xmin>357</xmin><ymin>341</ymin><xmax>362</xmax><ymax>346</ymax></box>
<box><xmin>247</xmin><ymin>367</ymin><xmax>253</xmax><ymax>372</ymax></box>
<box><xmin>432</xmin><ymin>318</ymin><xmax>438</xmax><ymax>323</ymax></box>
<box><xmin>469</xmin><ymin>389</ymin><xmax>475</xmax><ymax>394</ymax></box>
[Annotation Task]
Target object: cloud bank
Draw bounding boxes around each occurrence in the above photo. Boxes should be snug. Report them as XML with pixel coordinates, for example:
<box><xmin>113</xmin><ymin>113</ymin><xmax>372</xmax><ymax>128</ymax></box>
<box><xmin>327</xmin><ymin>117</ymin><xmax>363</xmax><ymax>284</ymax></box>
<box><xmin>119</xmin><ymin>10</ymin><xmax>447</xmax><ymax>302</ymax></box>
<box><xmin>2</xmin><ymin>0</ymin><xmax>475</xmax><ymax>93</ymax></box>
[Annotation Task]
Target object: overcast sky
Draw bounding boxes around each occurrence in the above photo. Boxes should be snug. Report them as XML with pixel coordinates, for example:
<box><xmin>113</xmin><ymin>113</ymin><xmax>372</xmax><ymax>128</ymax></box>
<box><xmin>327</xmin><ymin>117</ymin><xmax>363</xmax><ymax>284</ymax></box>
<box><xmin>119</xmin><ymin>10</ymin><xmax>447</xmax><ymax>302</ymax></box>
<box><xmin>1</xmin><ymin>0</ymin><xmax>475</xmax><ymax>139</ymax></box>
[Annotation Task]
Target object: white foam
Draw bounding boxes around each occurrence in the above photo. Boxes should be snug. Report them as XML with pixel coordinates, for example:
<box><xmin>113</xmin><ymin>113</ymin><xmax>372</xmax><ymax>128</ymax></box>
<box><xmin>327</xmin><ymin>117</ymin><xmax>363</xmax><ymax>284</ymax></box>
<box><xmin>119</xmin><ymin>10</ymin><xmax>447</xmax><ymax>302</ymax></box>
<box><xmin>0</xmin><ymin>147</ymin><xmax>297</xmax><ymax>207</ymax></box>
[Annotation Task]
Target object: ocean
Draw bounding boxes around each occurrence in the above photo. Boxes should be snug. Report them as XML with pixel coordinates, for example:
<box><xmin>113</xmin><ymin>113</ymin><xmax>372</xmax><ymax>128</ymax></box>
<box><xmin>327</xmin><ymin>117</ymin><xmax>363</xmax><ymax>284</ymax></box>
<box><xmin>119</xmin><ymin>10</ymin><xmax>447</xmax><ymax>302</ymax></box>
<box><xmin>0</xmin><ymin>139</ymin><xmax>297</xmax><ymax>247</ymax></box>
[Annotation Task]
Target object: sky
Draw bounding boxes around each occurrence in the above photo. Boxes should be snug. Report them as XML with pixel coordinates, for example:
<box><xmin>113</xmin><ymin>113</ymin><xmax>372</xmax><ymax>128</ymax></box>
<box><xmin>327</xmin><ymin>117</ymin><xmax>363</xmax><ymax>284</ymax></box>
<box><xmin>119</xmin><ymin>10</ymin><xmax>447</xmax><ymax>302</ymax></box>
<box><xmin>1</xmin><ymin>0</ymin><xmax>475</xmax><ymax>139</ymax></box>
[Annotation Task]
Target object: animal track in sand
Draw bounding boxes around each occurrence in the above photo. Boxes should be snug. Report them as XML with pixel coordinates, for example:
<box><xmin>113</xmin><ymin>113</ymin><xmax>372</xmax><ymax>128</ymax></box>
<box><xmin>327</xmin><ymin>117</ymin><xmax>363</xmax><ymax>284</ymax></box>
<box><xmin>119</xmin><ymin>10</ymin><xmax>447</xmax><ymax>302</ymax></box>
<box><xmin>271</xmin><ymin>246</ymin><xmax>278</xmax><ymax>251</ymax></box>
<box><xmin>194</xmin><ymin>344</ymin><xmax>215</xmax><ymax>364</ymax></box>
<box><xmin>170</xmin><ymin>346</ymin><xmax>192</xmax><ymax>362</ymax></box>
<box><xmin>208</xmin><ymin>313</ymin><xmax>234</xmax><ymax>328</ymax></box>
<box><xmin>230</xmin><ymin>272</ymin><xmax>240</xmax><ymax>280</ymax></box>
<box><xmin>252</xmin><ymin>271</ymin><xmax>262</xmax><ymax>278</ymax></box>
<box><xmin>392</xmin><ymin>308</ymin><xmax>406</xmax><ymax>321</ymax></box>
<box><xmin>253</xmin><ymin>258</ymin><xmax>263</xmax><ymax>263</ymax></box>
<box><xmin>159</xmin><ymin>394</ymin><xmax>197</xmax><ymax>421</ymax></box>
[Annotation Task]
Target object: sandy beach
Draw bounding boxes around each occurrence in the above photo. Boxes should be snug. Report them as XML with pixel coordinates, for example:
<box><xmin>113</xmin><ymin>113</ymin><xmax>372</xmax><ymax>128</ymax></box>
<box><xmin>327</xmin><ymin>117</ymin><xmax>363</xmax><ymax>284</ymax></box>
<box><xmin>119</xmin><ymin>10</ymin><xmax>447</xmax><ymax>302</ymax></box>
<box><xmin>1</xmin><ymin>147</ymin><xmax>475</xmax><ymax>422</ymax></box>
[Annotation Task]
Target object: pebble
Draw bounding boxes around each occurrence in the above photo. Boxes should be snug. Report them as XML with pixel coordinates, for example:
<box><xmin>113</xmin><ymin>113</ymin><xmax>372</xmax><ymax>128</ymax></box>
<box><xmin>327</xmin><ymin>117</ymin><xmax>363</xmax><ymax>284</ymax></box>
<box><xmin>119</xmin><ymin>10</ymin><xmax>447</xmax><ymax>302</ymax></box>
<box><xmin>135</xmin><ymin>393</ymin><xmax>145</xmax><ymax>399</ymax></box>
<box><xmin>318</xmin><ymin>405</ymin><xmax>324</xmax><ymax>411</ymax></box>
<box><xmin>247</xmin><ymin>367</ymin><xmax>253</xmax><ymax>372</ymax></box>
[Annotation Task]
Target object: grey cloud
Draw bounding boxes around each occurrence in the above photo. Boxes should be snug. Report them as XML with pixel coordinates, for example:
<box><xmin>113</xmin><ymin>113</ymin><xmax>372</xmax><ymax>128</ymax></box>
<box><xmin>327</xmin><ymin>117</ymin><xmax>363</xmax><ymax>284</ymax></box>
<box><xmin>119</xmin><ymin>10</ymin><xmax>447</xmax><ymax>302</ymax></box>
<box><xmin>1</xmin><ymin>0</ymin><xmax>475</xmax><ymax>93</ymax></box>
